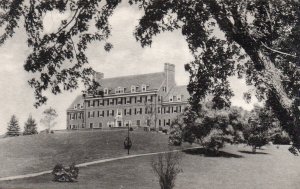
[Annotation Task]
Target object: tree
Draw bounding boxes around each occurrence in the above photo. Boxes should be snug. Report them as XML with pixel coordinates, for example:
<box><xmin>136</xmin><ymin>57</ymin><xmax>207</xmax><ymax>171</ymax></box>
<box><xmin>129</xmin><ymin>0</ymin><xmax>300</xmax><ymax>153</ymax></box>
<box><xmin>243</xmin><ymin>105</ymin><xmax>277</xmax><ymax>152</ymax></box>
<box><xmin>1</xmin><ymin>1</ymin><xmax>299</xmax><ymax>152</ymax></box>
<box><xmin>171</xmin><ymin>102</ymin><xmax>245</xmax><ymax>154</ymax></box>
<box><xmin>40</xmin><ymin>107</ymin><xmax>58</xmax><ymax>133</ymax></box>
<box><xmin>0</xmin><ymin>0</ymin><xmax>119</xmax><ymax>107</ymax></box>
<box><xmin>23</xmin><ymin>114</ymin><xmax>38</xmax><ymax>135</ymax></box>
<box><xmin>6</xmin><ymin>115</ymin><xmax>20</xmax><ymax>137</ymax></box>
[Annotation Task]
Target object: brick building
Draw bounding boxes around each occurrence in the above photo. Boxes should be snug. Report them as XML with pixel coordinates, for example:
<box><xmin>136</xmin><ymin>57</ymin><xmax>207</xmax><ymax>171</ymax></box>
<box><xmin>66</xmin><ymin>63</ymin><xmax>189</xmax><ymax>130</ymax></box>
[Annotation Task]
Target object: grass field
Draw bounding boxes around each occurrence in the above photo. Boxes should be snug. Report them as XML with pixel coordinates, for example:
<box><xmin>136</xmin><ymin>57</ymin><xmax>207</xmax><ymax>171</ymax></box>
<box><xmin>0</xmin><ymin>129</ymin><xmax>192</xmax><ymax>178</ymax></box>
<box><xmin>1</xmin><ymin>145</ymin><xmax>300</xmax><ymax>189</ymax></box>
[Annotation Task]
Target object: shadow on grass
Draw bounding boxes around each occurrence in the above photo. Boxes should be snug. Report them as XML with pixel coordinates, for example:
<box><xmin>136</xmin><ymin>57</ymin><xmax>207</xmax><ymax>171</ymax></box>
<box><xmin>183</xmin><ymin>148</ymin><xmax>243</xmax><ymax>158</ymax></box>
<box><xmin>238</xmin><ymin>150</ymin><xmax>269</xmax><ymax>155</ymax></box>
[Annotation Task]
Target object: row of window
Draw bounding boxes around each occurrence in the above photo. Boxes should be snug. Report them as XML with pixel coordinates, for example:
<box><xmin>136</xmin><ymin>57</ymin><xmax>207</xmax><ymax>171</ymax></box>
<box><xmin>75</xmin><ymin>95</ymin><xmax>160</xmax><ymax>109</ymax></box>
<box><xmin>69</xmin><ymin>105</ymin><xmax>184</xmax><ymax>120</ymax></box>
<box><xmin>104</xmin><ymin>84</ymin><xmax>148</xmax><ymax>95</ymax></box>
<box><xmin>73</xmin><ymin>94</ymin><xmax>185</xmax><ymax>110</ymax></box>
<box><xmin>68</xmin><ymin>118</ymin><xmax>171</xmax><ymax>129</ymax></box>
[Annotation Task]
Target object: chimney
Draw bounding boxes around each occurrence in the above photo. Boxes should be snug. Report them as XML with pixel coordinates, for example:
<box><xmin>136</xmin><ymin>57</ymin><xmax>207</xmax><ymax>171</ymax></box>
<box><xmin>164</xmin><ymin>63</ymin><xmax>175</xmax><ymax>92</ymax></box>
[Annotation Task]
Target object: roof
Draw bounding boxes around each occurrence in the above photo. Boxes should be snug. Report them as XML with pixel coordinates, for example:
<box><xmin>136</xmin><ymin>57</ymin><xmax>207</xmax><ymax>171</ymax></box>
<box><xmin>164</xmin><ymin>85</ymin><xmax>190</xmax><ymax>102</ymax></box>
<box><xmin>99</xmin><ymin>72</ymin><xmax>165</xmax><ymax>93</ymax></box>
<box><xmin>67</xmin><ymin>95</ymin><xmax>84</xmax><ymax>110</ymax></box>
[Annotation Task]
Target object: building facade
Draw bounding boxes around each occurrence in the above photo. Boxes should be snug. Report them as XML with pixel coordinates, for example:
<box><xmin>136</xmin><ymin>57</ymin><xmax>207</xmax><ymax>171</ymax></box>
<box><xmin>66</xmin><ymin>63</ymin><xmax>189</xmax><ymax>130</ymax></box>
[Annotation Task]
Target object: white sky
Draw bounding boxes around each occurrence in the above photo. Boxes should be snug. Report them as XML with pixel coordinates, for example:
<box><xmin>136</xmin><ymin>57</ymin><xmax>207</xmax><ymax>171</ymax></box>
<box><xmin>0</xmin><ymin>2</ymin><xmax>256</xmax><ymax>134</ymax></box>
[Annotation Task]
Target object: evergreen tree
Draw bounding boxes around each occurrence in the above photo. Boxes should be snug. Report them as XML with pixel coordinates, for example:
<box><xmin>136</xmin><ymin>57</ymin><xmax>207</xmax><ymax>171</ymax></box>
<box><xmin>6</xmin><ymin>115</ymin><xmax>20</xmax><ymax>137</ymax></box>
<box><xmin>23</xmin><ymin>115</ymin><xmax>38</xmax><ymax>135</ymax></box>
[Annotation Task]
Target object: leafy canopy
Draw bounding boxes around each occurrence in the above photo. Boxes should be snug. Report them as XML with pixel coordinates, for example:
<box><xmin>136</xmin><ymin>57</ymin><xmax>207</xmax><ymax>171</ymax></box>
<box><xmin>129</xmin><ymin>0</ymin><xmax>300</xmax><ymax>152</ymax></box>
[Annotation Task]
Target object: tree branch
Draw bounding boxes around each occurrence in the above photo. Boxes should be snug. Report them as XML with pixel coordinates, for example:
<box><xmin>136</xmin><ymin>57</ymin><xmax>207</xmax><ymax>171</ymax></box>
<box><xmin>261</xmin><ymin>42</ymin><xmax>297</xmax><ymax>58</ymax></box>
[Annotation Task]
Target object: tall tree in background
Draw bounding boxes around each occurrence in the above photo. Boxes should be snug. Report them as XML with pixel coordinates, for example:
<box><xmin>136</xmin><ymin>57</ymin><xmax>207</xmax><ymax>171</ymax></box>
<box><xmin>40</xmin><ymin>107</ymin><xmax>58</xmax><ymax>133</ymax></box>
<box><xmin>0</xmin><ymin>1</ymin><xmax>299</xmax><ymax>152</ymax></box>
<box><xmin>6</xmin><ymin>115</ymin><xmax>20</xmax><ymax>137</ymax></box>
<box><xmin>23</xmin><ymin>114</ymin><xmax>38</xmax><ymax>135</ymax></box>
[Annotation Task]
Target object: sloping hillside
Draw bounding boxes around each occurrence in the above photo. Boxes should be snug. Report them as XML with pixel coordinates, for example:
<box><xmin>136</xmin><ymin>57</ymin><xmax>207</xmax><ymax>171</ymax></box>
<box><xmin>0</xmin><ymin>129</ymin><xmax>190</xmax><ymax>177</ymax></box>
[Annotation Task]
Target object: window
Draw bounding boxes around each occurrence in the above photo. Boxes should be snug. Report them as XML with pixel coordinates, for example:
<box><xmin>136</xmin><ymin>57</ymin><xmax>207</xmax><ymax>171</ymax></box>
<box><xmin>99</xmin><ymin>123</ymin><xmax>102</xmax><ymax>128</ymax></box>
<box><xmin>162</xmin><ymin>86</ymin><xmax>167</xmax><ymax>92</ymax></box>
<box><xmin>88</xmin><ymin>112</ymin><xmax>90</xmax><ymax>118</ymax></box>
<box><xmin>142</xmin><ymin>84</ymin><xmax>147</xmax><ymax>92</ymax></box>
<box><xmin>158</xmin><ymin>107</ymin><xmax>161</xmax><ymax>114</ymax></box>
<box><xmin>109</xmin><ymin>110</ymin><xmax>114</xmax><ymax>116</ymax></box>
<box><xmin>169</xmin><ymin>96</ymin><xmax>173</xmax><ymax>102</ymax></box>
<box><xmin>104</xmin><ymin>88</ymin><xmax>109</xmax><ymax>95</ymax></box>
<box><xmin>80</xmin><ymin>104</ymin><xmax>83</xmax><ymax>109</ymax></box>
<box><xmin>131</xmin><ymin>85</ymin><xmax>136</xmax><ymax>93</ymax></box>
<box><xmin>115</xmin><ymin>87</ymin><xmax>124</xmax><ymax>94</ymax></box>
<box><xmin>117</xmin><ymin>98</ymin><xmax>122</xmax><ymax>105</ymax></box>
<box><xmin>137</xmin><ymin>120</ymin><xmax>141</xmax><ymax>126</ymax></box>
<box><xmin>117</xmin><ymin>109</ymin><xmax>122</xmax><ymax>116</ymax></box>
<box><xmin>109</xmin><ymin>98</ymin><xmax>114</xmax><ymax>105</ymax></box>
<box><xmin>89</xmin><ymin>123</ymin><xmax>93</xmax><ymax>129</ymax></box>
<box><xmin>177</xmin><ymin>95</ymin><xmax>181</xmax><ymax>101</ymax></box>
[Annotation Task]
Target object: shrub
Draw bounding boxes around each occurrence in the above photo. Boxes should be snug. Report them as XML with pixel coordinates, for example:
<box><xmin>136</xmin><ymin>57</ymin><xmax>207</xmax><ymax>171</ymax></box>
<box><xmin>152</xmin><ymin>152</ymin><xmax>182</xmax><ymax>189</ymax></box>
<box><xmin>202</xmin><ymin>129</ymin><xmax>234</xmax><ymax>154</ymax></box>
<box><xmin>169</xmin><ymin>129</ymin><xmax>182</xmax><ymax>146</ymax></box>
<box><xmin>52</xmin><ymin>163</ymin><xmax>79</xmax><ymax>182</ymax></box>
<box><xmin>162</xmin><ymin>129</ymin><xmax>168</xmax><ymax>134</ymax></box>
<box><xmin>273</xmin><ymin>131</ymin><xmax>291</xmax><ymax>145</ymax></box>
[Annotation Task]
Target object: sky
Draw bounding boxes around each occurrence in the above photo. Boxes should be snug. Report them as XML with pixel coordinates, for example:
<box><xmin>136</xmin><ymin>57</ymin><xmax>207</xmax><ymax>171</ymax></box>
<box><xmin>0</xmin><ymin>2</ymin><xmax>257</xmax><ymax>134</ymax></box>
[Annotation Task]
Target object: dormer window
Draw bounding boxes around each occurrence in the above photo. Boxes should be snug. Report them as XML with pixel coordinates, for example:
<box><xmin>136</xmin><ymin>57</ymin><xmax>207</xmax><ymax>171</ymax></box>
<box><xmin>104</xmin><ymin>88</ymin><xmax>109</xmax><ymax>95</ymax></box>
<box><xmin>177</xmin><ymin>95</ymin><xmax>181</xmax><ymax>101</ymax></box>
<box><xmin>115</xmin><ymin>87</ymin><xmax>124</xmax><ymax>94</ymax></box>
<box><xmin>74</xmin><ymin>104</ymin><xmax>77</xmax><ymax>109</ymax></box>
<box><xmin>169</xmin><ymin>96</ymin><xmax>173</xmax><ymax>102</ymax></box>
<box><xmin>142</xmin><ymin>84</ymin><xmax>147</xmax><ymax>92</ymax></box>
<box><xmin>131</xmin><ymin>85</ymin><xmax>136</xmax><ymax>93</ymax></box>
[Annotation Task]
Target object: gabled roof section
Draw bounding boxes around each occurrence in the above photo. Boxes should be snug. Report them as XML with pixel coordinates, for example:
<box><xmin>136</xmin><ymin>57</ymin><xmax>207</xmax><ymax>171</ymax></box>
<box><xmin>67</xmin><ymin>95</ymin><xmax>84</xmax><ymax>110</ymax></box>
<box><xmin>99</xmin><ymin>72</ymin><xmax>165</xmax><ymax>93</ymax></box>
<box><xmin>164</xmin><ymin>85</ymin><xmax>190</xmax><ymax>102</ymax></box>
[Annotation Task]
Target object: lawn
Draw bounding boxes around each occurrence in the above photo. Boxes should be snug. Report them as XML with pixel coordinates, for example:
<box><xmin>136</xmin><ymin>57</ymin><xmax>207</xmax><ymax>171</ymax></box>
<box><xmin>1</xmin><ymin>145</ymin><xmax>300</xmax><ymax>189</ymax></box>
<box><xmin>0</xmin><ymin>129</ymin><xmax>192</xmax><ymax>178</ymax></box>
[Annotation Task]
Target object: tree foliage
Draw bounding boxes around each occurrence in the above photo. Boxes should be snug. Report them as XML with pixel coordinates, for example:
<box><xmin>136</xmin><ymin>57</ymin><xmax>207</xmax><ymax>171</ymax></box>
<box><xmin>0</xmin><ymin>0</ymin><xmax>121</xmax><ymax>107</ymax></box>
<box><xmin>243</xmin><ymin>105</ymin><xmax>277</xmax><ymax>152</ymax></box>
<box><xmin>173</xmin><ymin>102</ymin><xmax>246</xmax><ymax>153</ymax></box>
<box><xmin>6</xmin><ymin>115</ymin><xmax>20</xmax><ymax>137</ymax></box>
<box><xmin>40</xmin><ymin>107</ymin><xmax>58</xmax><ymax>132</ymax></box>
<box><xmin>129</xmin><ymin>0</ymin><xmax>300</xmax><ymax>152</ymax></box>
<box><xmin>23</xmin><ymin>114</ymin><xmax>38</xmax><ymax>135</ymax></box>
